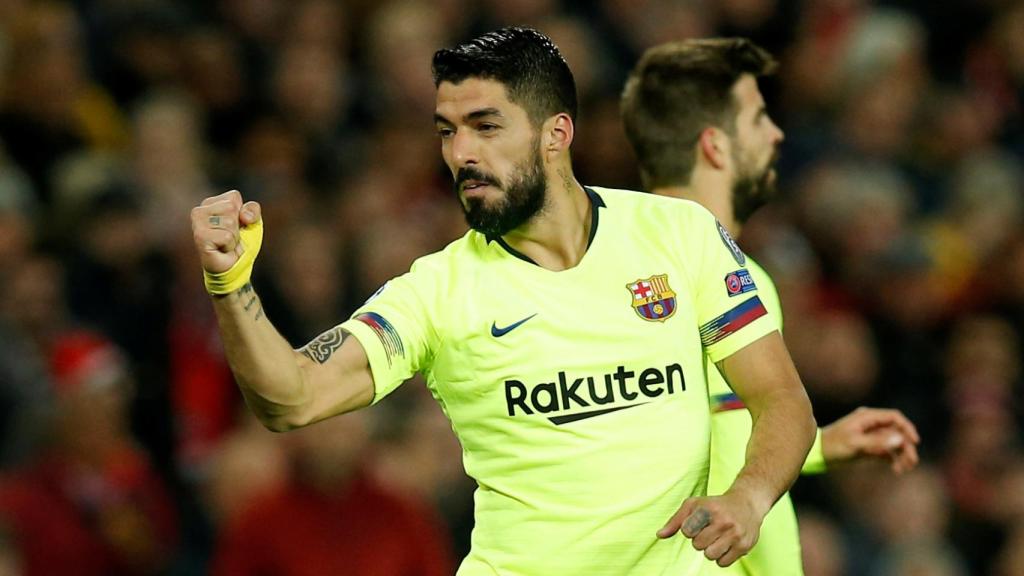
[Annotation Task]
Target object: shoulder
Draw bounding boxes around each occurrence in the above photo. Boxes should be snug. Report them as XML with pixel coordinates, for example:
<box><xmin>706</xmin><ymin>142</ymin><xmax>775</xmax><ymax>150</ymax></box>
<box><xmin>590</xmin><ymin>185</ymin><xmax>717</xmax><ymax>229</ymax></box>
<box><xmin>408</xmin><ymin>229</ymin><xmax>488</xmax><ymax>276</ymax></box>
<box><xmin>589</xmin><ymin>186</ymin><xmax>723</xmax><ymax>261</ymax></box>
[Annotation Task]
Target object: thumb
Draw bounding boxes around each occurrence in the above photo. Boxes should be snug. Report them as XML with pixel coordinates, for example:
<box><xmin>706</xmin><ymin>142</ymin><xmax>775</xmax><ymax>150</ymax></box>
<box><xmin>885</xmin><ymin>433</ymin><xmax>903</xmax><ymax>451</ymax></box>
<box><xmin>240</xmin><ymin>201</ymin><xmax>262</xmax><ymax>226</ymax></box>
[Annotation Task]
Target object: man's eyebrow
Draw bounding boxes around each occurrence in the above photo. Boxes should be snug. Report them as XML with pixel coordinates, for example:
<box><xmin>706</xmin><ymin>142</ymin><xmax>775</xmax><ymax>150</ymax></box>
<box><xmin>466</xmin><ymin>107</ymin><xmax>504</xmax><ymax>121</ymax></box>
<box><xmin>434</xmin><ymin>108</ymin><xmax>505</xmax><ymax>127</ymax></box>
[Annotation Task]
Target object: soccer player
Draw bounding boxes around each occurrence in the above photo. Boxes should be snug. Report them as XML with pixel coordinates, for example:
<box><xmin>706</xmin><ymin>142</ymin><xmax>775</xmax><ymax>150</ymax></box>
<box><xmin>620</xmin><ymin>38</ymin><xmax>921</xmax><ymax>575</ymax></box>
<box><xmin>190</xmin><ymin>28</ymin><xmax>816</xmax><ymax>574</ymax></box>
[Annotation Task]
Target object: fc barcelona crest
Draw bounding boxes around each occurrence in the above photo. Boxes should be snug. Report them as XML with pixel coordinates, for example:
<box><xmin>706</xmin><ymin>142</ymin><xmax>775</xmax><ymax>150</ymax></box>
<box><xmin>627</xmin><ymin>274</ymin><xmax>677</xmax><ymax>322</ymax></box>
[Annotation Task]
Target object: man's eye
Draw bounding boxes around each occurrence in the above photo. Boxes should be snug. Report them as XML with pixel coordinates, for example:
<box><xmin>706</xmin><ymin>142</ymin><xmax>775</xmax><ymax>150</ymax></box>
<box><xmin>479</xmin><ymin>124</ymin><xmax>498</xmax><ymax>132</ymax></box>
<box><xmin>437</xmin><ymin>128</ymin><xmax>454</xmax><ymax>138</ymax></box>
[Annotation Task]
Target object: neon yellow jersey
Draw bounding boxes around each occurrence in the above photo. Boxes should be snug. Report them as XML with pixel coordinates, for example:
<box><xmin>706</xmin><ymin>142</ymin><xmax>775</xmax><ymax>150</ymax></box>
<box><xmin>341</xmin><ymin>187</ymin><xmax>776</xmax><ymax>576</ymax></box>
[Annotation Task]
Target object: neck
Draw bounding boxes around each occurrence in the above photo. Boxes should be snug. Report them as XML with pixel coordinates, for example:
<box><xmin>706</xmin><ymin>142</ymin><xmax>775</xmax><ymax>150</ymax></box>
<box><xmin>651</xmin><ymin>169</ymin><xmax>741</xmax><ymax>237</ymax></box>
<box><xmin>501</xmin><ymin>165</ymin><xmax>591</xmax><ymax>271</ymax></box>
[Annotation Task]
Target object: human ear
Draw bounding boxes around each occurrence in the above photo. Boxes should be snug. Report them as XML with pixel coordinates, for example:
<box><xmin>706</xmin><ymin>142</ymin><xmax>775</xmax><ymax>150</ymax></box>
<box><xmin>698</xmin><ymin>127</ymin><xmax>729</xmax><ymax>170</ymax></box>
<box><xmin>543</xmin><ymin>113</ymin><xmax>574</xmax><ymax>155</ymax></box>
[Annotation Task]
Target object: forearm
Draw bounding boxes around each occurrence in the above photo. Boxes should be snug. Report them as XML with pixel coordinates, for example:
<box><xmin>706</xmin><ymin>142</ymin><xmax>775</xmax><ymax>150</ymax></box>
<box><xmin>211</xmin><ymin>282</ymin><xmax>310</xmax><ymax>430</ymax></box>
<box><xmin>729</xmin><ymin>387</ymin><xmax>816</xmax><ymax>518</ymax></box>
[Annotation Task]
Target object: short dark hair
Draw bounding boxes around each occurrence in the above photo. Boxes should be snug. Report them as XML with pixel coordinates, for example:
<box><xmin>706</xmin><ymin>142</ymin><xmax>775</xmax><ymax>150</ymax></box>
<box><xmin>432</xmin><ymin>27</ymin><xmax>578</xmax><ymax>125</ymax></box>
<box><xmin>620</xmin><ymin>38</ymin><xmax>777</xmax><ymax>189</ymax></box>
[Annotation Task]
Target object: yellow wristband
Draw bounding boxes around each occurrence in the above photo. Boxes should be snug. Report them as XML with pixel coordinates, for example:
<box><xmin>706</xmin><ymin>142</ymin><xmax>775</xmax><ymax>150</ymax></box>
<box><xmin>203</xmin><ymin>219</ymin><xmax>264</xmax><ymax>295</ymax></box>
<box><xmin>800</xmin><ymin>427</ymin><xmax>827</xmax><ymax>475</ymax></box>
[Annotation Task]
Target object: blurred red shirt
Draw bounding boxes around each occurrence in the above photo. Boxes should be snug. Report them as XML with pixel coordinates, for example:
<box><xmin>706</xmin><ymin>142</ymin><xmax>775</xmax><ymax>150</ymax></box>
<box><xmin>0</xmin><ymin>446</ymin><xmax>178</xmax><ymax>576</ymax></box>
<box><xmin>211</xmin><ymin>471</ymin><xmax>454</xmax><ymax>576</ymax></box>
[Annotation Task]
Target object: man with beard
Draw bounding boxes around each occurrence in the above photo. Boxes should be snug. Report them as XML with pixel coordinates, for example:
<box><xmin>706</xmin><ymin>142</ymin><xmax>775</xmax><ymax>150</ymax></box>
<box><xmin>620</xmin><ymin>38</ymin><xmax>922</xmax><ymax>574</ymax></box>
<box><xmin>190</xmin><ymin>28</ymin><xmax>817</xmax><ymax>574</ymax></box>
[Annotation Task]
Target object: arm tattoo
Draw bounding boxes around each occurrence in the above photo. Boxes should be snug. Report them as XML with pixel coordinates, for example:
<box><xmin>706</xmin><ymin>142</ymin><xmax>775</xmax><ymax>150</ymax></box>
<box><xmin>236</xmin><ymin>282</ymin><xmax>263</xmax><ymax>321</ymax></box>
<box><xmin>299</xmin><ymin>327</ymin><xmax>349</xmax><ymax>364</ymax></box>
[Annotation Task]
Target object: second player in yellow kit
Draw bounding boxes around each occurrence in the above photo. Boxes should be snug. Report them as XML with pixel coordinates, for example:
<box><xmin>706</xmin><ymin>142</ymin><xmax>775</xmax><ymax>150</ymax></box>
<box><xmin>621</xmin><ymin>38</ymin><xmax>922</xmax><ymax>575</ymax></box>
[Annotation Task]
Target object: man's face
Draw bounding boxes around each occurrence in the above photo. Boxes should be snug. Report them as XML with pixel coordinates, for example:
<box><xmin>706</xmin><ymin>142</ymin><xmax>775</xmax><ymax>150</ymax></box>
<box><xmin>728</xmin><ymin>75</ymin><xmax>785</xmax><ymax>223</ymax></box>
<box><xmin>434</xmin><ymin>78</ymin><xmax>548</xmax><ymax>236</ymax></box>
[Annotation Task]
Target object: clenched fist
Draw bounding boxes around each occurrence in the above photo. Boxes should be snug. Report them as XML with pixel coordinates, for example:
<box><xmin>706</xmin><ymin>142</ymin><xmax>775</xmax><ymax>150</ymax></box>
<box><xmin>190</xmin><ymin>190</ymin><xmax>262</xmax><ymax>274</ymax></box>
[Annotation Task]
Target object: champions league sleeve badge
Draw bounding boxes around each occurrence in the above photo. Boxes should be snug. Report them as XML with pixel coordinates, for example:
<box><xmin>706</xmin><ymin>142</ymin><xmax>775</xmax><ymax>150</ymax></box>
<box><xmin>627</xmin><ymin>274</ymin><xmax>677</xmax><ymax>322</ymax></box>
<box><xmin>717</xmin><ymin>220</ymin><xmax>746</xmax><ymax>266</ymax></box>
<box><xmin>724</xmin><ymin>269</ymin><xmax>757</xmax><ymax>297</ymax></box>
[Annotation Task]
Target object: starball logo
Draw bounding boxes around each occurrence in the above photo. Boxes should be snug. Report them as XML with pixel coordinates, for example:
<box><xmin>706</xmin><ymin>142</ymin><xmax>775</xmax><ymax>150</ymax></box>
<box><xmin>504</xmin><ymin>364</ymin><xmax>685</xmax><ymax>425</ymax></box>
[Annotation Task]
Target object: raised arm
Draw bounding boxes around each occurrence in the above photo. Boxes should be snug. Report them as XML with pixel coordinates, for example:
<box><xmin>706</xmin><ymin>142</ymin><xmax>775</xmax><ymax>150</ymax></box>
<box><xmin>659</xmin><ymin>330</ymin><xmax>815</xmax><ymax>567</ymax></box>
<box><xmin>191</xmin><ymin>190</ymin><xmax>374</xmax><ymax>432</ymax></box>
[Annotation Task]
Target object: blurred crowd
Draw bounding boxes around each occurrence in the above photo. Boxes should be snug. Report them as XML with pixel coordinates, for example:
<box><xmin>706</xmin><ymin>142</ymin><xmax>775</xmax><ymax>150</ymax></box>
<box><xmin>0</xmin><ymin>0</ymin><xmax>1021</xmax><ymax>574</ymax></box>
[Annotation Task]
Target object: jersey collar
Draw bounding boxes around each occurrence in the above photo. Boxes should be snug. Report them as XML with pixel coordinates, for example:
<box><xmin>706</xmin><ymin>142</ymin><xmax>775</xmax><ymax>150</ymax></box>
<box><xmin>491</xmin><ymin>186</ymin><xmax>605</xmax><ymax>266</ymax></box>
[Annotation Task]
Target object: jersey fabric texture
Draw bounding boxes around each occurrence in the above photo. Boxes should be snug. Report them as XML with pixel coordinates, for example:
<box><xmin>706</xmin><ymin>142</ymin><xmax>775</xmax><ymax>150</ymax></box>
<box><xmin>340</xmin><ymin>187</ymin><xmax>777</xmax><ymax>575</ymax></box>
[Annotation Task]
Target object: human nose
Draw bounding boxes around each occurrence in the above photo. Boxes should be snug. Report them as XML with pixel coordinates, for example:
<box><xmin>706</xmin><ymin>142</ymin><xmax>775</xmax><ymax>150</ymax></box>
<box><xmin>451</xmin><ymin>129</ymin><xmax>479</xmax><ymax>167</ymax></box>
<box><xmin>770</xmin><ymin>118</ymin><xmax>785</xmax><ymax>144</ymax></box>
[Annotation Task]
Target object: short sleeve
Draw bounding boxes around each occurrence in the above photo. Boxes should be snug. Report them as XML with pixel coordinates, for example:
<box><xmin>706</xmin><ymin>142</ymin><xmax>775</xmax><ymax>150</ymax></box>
<box><xmin>800</xmin><ymin>428</ymin><xmax>827</xmax><ymax>475</ymax></box>
<box><xmin>339</xmin><ymin>259</ymin><xmax>443</xmax><ymax>404</ymax></box>
<box><xmin>689</xmin><ymin>210</ymin><xmax>777</xmax><ymax>363</ymax></box>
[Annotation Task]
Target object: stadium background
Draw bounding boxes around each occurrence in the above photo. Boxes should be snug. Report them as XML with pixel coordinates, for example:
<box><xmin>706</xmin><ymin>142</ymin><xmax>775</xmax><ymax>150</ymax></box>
<box><xmin>0</xmin><ymin>0</ymin><xmax>1022</xmax><ymax>574</ymax></box>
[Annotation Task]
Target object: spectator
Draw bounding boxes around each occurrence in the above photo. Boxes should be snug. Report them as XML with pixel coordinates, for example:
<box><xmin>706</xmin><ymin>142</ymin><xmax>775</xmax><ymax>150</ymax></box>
<box><xmin>210</xmin><ymin>410</ymin><xmax>454</xmax><ymax>576</ymax></box>
<box><xmin>0</xmin><ymin>330</ymin><xmax>177</xmax><ymax>576</ymax></box>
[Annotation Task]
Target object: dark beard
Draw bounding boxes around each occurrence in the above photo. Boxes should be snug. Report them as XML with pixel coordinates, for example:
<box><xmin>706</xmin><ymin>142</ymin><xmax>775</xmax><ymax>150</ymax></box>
<box><xmin>732</xmin><ymin>172</ymin><xmax>773</xmax><ymax>223</ymax></box>
<box><xmin>732</xmin><ymin>151</ymin><xmax>779</xmax><ymax>224</ymax></box>
<box><xmin>455</xmin><ymin>146</ymin><xmax>547</xmax><ymax>237</ymax></box>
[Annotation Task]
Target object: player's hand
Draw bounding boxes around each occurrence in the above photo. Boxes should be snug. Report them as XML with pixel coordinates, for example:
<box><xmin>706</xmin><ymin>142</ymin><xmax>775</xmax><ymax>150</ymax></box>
<box><xmin>190</xmin><ymin>190</ymin><xmax>262</xmax><ymax>274</ymax></box>
<box><xmin>821</xmin><ymin>406</ymin><xmax>920</xmax><ymax>474</ymax></box>
<box><xmin>657</xmin><ymin>490</ymin><xmax>767</xmax><ymax>567</ymax></box>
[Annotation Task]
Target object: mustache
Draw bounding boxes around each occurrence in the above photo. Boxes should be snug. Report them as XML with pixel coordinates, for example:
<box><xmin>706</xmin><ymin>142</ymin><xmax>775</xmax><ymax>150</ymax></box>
<box><xmin>455</xmin><ymin>167</ymin><xmax>501</xmax><ymax>191</ymax></box>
